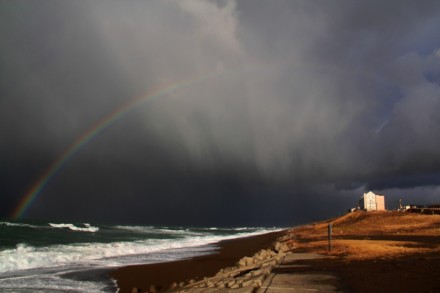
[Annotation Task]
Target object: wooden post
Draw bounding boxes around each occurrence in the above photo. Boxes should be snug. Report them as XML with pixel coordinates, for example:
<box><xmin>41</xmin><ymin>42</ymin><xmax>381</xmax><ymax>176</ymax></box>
<box><xmin>328</xmin><ymin>223</ymin><xmax>333</xmax><ymax>251</ymax></box>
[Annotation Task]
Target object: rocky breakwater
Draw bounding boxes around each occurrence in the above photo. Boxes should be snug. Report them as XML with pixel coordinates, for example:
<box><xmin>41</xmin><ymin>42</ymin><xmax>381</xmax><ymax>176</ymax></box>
<box><xmin>170</xmin><ymin>238</ymin><xmax>293</xmax><ymax>292</ymax></box>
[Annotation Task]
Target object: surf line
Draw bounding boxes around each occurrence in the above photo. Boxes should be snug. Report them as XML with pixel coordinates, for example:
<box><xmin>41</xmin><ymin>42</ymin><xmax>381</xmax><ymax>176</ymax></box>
<box><xmin>11</xmin><ymin>69</ymin><xmax>226</xmax><ymax>219</ymax></box>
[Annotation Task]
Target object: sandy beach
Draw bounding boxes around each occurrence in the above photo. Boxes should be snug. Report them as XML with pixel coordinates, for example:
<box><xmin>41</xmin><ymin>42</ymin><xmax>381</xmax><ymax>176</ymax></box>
<box><xmin>111</xmin><ymin>211</ymin><xmax>440</xmax><ymax>292</ymax></box>
<box><xmin>111</xmin><ymin>230</ymin><xmax>286</xmax><ymax>292</ymax></box>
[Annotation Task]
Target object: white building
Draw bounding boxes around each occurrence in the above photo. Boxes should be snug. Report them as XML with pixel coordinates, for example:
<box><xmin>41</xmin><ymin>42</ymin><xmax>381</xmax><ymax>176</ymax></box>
<box><xmin>359</xmin><ymin>191</ymin><xmax>385</xmax><ymax>211</ymax></box>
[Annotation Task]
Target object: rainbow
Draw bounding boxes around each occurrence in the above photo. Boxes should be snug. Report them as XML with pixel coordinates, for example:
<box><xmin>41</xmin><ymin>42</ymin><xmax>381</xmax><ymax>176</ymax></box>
<box><xmin>11</xmin><ymin>70</ymin><xmax>225</xmax><ymax>219</ymax></box>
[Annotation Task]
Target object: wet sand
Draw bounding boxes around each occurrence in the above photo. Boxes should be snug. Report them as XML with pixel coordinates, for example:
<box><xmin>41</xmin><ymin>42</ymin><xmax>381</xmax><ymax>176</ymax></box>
<box><xmin>111</xmin><ymin>211</ymin><xmax>440</xmax><ymax>292</ymax></box>
<box><xmin>110</xmin><ymin>230</ymin><xmax>286</xmax><ymax>293</ymax></box>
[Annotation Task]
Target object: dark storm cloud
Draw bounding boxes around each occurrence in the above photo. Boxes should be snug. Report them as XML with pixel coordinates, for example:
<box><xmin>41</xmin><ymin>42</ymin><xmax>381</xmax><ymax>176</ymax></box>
<box><xmin>366</xmin><ymin>173</ymin><xmax>440</xmax><ymax>191</ymax></box>
<box><xmin>1</xmin><ymin>0</ymin><xmax>440</xmax><ymax>225</ymax></box>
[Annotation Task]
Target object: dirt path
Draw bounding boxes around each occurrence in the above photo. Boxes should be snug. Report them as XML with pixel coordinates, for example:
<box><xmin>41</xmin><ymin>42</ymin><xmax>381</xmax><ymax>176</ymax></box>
<box><xmin>286</xmin><ymin>211</ymin><xmax>440</xmax><ymax>292</ymax></box>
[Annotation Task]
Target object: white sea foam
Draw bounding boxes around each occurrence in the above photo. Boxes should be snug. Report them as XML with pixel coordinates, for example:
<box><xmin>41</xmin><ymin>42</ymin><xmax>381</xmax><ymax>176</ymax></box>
<box><xmin>0</xmin><ymin>221</ymin><xmax>101</xmax><ymax>232</ymax></box>
<box><xmin>0</xmin><ymin>238</ymin><xmax>206</xmax><ymax>273</ymax></box>
<box><xmin>48</xmin><ymin>223</ymin><xmax>99</xmax><ymax>233</ymax></box>
<box><xmin>0</xmin><ymin>226</ymin><xmax>282</xmax><ymax>293</ymax></box>
<box><xmin>0</xmin><ymin>228</ymin><xmax>280</xmax><ymax>274</ymax></box>
<box><xmin>0</xmin><ymin>222</ymin><xmax>40</xmax><ymax>229</ymax></box>
<box><xmin>0</xmin><ymin>272</ymin><xmax>111</xmax><ymax>293</ymax></box>
<box><xmin>113</xmin><ymin>225</ymin><xmax>166</xmax><ymax>233</ymax></box>
<box><xmin>113</xmin><ymin>225</ymin><xmax>203</xmax><ymax>236</ymax></box>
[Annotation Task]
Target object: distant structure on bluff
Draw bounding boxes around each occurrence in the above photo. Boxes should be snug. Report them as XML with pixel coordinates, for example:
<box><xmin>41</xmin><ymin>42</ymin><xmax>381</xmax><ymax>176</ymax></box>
<box><xmin>359</xmin><ymin>191</ymin><xmax>386</xmax><ymax>211</ymax></box>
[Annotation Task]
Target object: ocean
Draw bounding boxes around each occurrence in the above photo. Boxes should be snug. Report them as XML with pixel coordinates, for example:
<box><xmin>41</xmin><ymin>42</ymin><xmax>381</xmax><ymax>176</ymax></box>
<box><xmin>0</xmin><ymin>220</ymin><xmax>280</xmax><ymax>292</ymax></box>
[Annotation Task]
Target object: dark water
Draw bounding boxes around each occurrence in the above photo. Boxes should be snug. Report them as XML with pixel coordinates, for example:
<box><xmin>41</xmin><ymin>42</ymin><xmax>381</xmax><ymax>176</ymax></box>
<box><xmin>0</xmin><ymin>220</ymin><xmax>281</xmax><ymax>292</ymax></box>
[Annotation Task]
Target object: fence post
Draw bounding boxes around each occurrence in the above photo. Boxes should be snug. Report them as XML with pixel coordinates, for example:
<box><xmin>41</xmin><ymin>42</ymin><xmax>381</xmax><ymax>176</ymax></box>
<box><xmin>328</xmin><ymin>223</ymin><xmax>333</xmax><ymax>251</ymax></box>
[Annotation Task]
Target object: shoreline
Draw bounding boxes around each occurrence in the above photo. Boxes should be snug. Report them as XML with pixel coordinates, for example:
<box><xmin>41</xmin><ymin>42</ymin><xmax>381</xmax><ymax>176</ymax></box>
<box><xmin>110</xmin><ymin>230</ymin><xmax>287</xmax><ymax>293</ymax></box>
<box><xmin>110</xmin><ymin>211</ymin><xmax>440</xmax><ymax>293</ymax></box>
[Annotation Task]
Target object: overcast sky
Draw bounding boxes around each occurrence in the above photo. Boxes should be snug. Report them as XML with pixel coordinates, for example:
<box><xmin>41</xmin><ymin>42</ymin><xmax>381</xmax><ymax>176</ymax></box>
<box><xmin>1</xmin><ymin>0</ymin><xmax>440</xmax><ymax>226</ymax></box>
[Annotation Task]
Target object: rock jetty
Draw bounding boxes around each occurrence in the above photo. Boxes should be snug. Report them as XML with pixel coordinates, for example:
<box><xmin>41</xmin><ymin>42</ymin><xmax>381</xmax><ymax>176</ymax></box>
<box><xmin>166</xmin><ymin>238</ymin><xmax>293</xmax><ymax>292</ymax></box>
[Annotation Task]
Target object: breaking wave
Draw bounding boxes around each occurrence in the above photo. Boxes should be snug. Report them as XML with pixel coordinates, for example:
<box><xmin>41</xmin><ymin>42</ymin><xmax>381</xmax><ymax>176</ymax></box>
<box><xmin>0</xmin><ymin>221</ymin><xmax>40</xmax><ymax>229</ymax></box>
<box><xmin>0</xmin><ymin>221</ymin><xmax>283</xmax><ymax>293</ymax></box>
<box><xmin>48</xmin><ymin>223</ymin><xmax>99</xmax><ymax>232</ymax></box>
<box><xmin>0</xmin><ymin>228</ymin><xmax>280</xmax><ymax>274</ymax></box>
